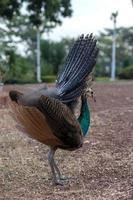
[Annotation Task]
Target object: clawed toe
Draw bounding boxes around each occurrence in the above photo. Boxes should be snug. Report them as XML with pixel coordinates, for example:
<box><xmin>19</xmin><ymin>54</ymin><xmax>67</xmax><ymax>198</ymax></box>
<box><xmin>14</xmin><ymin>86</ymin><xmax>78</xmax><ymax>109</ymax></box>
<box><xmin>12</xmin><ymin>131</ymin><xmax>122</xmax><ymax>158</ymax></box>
<box><xmin>53</xmin><ymin>179</ymin><xmax>66</xmax><ymax>186</ymax></box>
<box><xmin>59</xmin><ymin>175</ymin><xmax>69</xmax><ymax>180</ymax></box>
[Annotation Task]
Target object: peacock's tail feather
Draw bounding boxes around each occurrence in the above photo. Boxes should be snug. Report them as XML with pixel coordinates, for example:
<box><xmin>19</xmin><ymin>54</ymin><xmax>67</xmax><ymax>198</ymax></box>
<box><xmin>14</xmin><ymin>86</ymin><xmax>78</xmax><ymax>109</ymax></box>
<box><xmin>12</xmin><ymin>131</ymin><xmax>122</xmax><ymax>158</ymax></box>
<box><xmin>56</xmin><ymin>34</ymin><xmax>99</xmax><ymax>103</ymax></box>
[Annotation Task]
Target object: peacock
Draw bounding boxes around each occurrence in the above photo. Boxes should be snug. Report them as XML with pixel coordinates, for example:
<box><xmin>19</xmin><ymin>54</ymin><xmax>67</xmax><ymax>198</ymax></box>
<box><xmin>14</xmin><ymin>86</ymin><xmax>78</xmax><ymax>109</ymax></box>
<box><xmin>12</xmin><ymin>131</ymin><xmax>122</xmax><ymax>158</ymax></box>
<box><xmin>9</xmin><ymin>34</ymin><xmax>99</xmax><ymax>185</ymax></box>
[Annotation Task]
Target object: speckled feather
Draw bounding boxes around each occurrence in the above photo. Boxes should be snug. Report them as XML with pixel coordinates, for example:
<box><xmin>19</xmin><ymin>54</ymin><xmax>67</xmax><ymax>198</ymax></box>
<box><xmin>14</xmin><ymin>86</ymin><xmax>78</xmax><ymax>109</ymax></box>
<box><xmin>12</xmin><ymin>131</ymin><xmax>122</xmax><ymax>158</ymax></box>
<box><xmin>38</xmin><ymin>95</ymin><xmax>82</xmax><ymax>148</ymax></box>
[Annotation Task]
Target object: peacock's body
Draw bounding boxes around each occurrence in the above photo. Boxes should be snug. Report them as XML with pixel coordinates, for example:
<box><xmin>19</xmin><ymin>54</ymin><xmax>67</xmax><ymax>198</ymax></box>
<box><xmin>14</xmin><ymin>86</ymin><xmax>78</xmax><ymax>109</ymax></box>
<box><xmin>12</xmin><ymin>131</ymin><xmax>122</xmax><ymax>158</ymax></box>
<box><xmin>9</xmin><ymin>34</ymin><xmax>99</xmax><ymax>185</ymax></box>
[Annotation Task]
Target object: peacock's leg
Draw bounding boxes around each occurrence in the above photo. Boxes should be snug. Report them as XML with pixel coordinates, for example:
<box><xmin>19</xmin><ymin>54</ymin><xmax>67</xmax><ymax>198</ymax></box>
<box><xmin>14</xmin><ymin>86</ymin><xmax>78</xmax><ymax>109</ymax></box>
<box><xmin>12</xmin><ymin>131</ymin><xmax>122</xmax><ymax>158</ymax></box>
<box><xmin>52</xmin><ymin>159</ymin><xmax>68</xmax><ymax>180</ymax></box>
<box><xmin>48</xmin><ymin>148</ymin><xmax>57</xmax><ymax>181</ymax></box>
<box><xmin>48</xmin><ymin>147</ymin><xmax>64</xmax><ymax>185</ymax></box>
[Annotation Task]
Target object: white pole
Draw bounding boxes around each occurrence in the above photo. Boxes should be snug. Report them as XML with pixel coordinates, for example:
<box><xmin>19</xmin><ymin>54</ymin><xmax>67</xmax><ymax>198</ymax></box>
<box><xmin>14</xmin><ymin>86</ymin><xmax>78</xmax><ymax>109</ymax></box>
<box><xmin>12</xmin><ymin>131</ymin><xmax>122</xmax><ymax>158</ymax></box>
<box><xmin>111</xmin><ymin>21</ymin><xmax>116</xmax><ymax>80</ymax></box>
<box><xmin>36</xmin><ymin>28</ymin><xmax>41</xmax><ymax>82</ymax></box>
<box><xmin>111</xmin><ymin>12</ymin><xmax>118</xmax><ymax>81</ymax></box>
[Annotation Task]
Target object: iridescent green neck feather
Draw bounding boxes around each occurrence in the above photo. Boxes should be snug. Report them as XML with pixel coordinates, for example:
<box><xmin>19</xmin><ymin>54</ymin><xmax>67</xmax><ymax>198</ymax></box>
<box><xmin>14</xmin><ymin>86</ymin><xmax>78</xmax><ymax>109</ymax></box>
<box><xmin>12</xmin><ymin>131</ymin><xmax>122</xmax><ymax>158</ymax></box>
<box><xmin>78</xmin><ymin>98</ymin><xmax>90</xmax><ymax>136</ymax></box>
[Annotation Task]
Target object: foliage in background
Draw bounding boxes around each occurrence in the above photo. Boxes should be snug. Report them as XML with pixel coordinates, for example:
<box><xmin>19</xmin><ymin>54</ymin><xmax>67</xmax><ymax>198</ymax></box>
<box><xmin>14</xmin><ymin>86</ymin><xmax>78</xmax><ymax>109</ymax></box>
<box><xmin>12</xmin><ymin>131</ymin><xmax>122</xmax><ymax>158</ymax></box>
<box><xmin>0</xmin><ymin>0</ymin><xmax>73</xmax><ymax>29</ymax></box>
<box><xmin>41</xmin><ymin>38</ymin><xmax>73</xmax><ymax>75</ymax></box>
<box><xmin>95</xmin><ymin>27</ymin><xmax>133</xmax><ymax>79</ymax></box>
<box><xmin>0</xmin><ymin>0</ymin><xmax>73</xmax><ymax>83</ymax></box>
<box><xmin>0</xmin><ymin>0</ymin><xmax>133</xmax><ymax>83</ymax></box>
<box><xmin>118</xmin><ymin>66</ymin><xmax>133</xmax><ymax>79</ymax></box>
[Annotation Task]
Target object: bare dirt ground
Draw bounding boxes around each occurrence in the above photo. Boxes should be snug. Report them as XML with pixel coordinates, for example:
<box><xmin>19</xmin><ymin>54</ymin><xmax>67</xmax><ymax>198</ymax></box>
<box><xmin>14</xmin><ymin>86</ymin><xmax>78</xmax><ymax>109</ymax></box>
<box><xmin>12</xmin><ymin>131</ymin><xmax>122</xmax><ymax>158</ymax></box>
<box><xmin>0</xmin><ymin>81</ymin><xmax>133</xmax><ymax>200</ymax></box>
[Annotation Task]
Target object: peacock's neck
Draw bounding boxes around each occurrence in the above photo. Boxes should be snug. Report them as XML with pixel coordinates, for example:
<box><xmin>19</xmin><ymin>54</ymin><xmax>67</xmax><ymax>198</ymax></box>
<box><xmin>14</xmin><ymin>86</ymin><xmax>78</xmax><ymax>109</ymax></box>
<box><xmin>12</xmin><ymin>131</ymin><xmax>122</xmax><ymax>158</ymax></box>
<box><xmin>78</xmin><ymin>97</ymin><xmax>90</xmax><ymax>136</ymax></box>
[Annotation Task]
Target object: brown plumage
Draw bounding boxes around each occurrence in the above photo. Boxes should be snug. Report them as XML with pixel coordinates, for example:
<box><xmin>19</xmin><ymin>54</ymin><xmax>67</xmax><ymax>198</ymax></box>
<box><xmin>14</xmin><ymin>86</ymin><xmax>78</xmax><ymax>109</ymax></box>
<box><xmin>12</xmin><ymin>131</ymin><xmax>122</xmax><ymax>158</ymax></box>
<box><xmin>9</xmin><ymin>34</ymin><xmax>99</xmax><ymax>185</ymax></box>
<box><xmin>10</xmin><ymin>95</ymin><xmax>82</xmax><ymax>150</ymax></box>
<box><xmin>10</xmin><ymin>101</ymin><xmax>63</xmax><ymax>147</ymax></box>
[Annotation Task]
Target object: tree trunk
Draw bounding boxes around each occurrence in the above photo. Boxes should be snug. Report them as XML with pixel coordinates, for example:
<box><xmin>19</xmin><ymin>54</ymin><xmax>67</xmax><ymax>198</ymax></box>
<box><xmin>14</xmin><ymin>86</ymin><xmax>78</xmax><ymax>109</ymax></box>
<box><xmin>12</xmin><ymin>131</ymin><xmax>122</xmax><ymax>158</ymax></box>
<box><xmin>36</xmin><ymin>28</ymin><xmax>41</xmax><ymax>82</ymax></box>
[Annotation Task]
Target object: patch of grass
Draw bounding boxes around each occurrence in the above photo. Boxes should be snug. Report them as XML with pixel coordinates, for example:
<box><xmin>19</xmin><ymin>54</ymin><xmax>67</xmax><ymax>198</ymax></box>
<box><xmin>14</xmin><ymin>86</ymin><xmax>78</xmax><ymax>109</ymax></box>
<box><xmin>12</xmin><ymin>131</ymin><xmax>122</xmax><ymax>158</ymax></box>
<box><xmin>95</xmin><ymin>77</ymin><xmax>110</xmax><ymax>82</ymax></box>
<box><xmin>95</xmin><ymin>77</ymin><xmax>133</xmax><ymax>83</ymax></box>
<box><xmin>42</xmin><ymin>75</ymin><xmax>56</xmax><ymax>83</ymax></box>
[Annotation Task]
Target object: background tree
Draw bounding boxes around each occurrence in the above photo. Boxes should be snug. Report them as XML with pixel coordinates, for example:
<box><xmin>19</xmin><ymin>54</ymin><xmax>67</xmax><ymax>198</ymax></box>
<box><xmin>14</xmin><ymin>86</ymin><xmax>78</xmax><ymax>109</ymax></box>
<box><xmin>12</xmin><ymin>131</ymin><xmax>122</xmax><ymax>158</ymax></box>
<box><xmin>96</xmin><ymin>27</ymin><xmax>133</xmax><ymax>78</ymax></box>
<box><xmin>21</xmin><ymin>0</ymin><xmax>73</xmax><ymax>82</ymax></box>
<box><xmin>41</xmin><ymin>37</ymin><xmax>74</xmax><ymax>76</ymax></box>
<box><xmin>0</xmin><ymin>0</ymin><xmax>73</xmax><ymax>82</ymax></box>
<box><xmin>0</xmin><ymin>1</ymin><xmax>133</xmax><ymax>82</ymax></box>
<box><xmin>0</xmin><ymin>0</ymin><xmax>20</xmax><ymax>19</ymax></box>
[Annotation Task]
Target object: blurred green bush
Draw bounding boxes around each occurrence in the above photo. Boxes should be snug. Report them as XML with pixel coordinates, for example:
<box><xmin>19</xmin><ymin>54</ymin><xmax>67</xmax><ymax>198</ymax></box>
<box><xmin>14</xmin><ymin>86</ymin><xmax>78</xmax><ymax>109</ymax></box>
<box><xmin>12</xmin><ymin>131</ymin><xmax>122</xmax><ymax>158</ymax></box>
<box><xmin>118</xmin><ymin>66</ymin><xmax>133</xmax><ymax>79</ymax></box>
<box><xmin>41</xmin><ymin>75</ymin><xmax>56</xmax><ymax>83</ymax></box>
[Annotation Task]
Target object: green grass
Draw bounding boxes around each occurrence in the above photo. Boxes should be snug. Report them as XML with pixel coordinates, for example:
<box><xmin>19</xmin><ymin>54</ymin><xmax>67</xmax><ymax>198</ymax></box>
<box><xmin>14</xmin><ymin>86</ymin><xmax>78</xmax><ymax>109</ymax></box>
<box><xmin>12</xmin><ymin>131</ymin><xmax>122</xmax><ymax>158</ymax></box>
<box><xmin>95</xmin><ymin>77</ymin><xmax>133</xmax><ymax>84</ymax></box>
<box><xmin>95</xmin><ymin>77</ymin><xmax>110</xmax><ymax>82</ymax></box>
<box><xmin>41</xmin><ymin>75</ymin><xmax>56</xmax><ymax>83</ymax></box>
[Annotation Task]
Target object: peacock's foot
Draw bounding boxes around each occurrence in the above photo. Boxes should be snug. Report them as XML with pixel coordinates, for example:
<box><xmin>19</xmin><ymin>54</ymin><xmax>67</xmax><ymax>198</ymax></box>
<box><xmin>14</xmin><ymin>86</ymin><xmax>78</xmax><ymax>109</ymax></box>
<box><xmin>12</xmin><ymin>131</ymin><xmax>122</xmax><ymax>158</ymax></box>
<box><xmin>59</xmin><ymin>175</ymin><xmax>69</xmax><ymax>180</ymax></box>
<box><xmin>54</xmin><ymin>176</ymin><xmax>68</xmax><ymax>186</ymax></box>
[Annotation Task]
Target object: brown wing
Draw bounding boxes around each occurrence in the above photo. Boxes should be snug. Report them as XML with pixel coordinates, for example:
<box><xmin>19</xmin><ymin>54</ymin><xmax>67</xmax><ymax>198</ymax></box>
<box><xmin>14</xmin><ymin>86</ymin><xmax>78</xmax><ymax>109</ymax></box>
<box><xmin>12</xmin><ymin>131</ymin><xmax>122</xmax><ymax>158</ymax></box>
<box><xmin>9</xmin><ymin>94</ymin><xmax>82</xmax><ymax>149</ymax></box>
<box><xmin>38</xmin><ymin>95</ymin><xmax>82</xmax><ymax>149</ymax></box>
<box><xmin>10</xmin><ymin>101</ymin><xmax>63</xmax><ymax>148</ymax></box>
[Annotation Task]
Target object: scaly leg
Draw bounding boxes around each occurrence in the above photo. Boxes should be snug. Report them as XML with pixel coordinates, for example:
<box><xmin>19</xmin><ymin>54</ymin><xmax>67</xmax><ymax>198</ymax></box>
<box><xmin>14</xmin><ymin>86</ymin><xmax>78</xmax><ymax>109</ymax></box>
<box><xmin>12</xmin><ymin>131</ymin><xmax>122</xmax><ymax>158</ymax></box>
<box><xmin>48</xmin><ymin>147</ymin><xmax>65</xmax><ymax>185</ymax></box>
<box><xmin>52</xmin><ymin>158</ymin><xmax>68</xmax><ymax>181</ymax></box>
<box><xmin>48</xmin><ymin>147</ymin><xmax>57</xmax><ymax>183</ymax></box>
